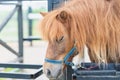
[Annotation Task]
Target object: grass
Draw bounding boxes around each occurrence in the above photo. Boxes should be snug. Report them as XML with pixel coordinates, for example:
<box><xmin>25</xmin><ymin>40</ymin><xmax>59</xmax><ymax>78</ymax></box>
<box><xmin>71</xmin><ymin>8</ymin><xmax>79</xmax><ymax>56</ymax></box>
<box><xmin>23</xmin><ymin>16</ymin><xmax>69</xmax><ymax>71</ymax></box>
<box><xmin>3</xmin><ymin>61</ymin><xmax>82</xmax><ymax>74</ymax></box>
<box><xmin>0</xmin><ymin>68</ymin><xmax>20</xmax><ymax>80</ymax></box>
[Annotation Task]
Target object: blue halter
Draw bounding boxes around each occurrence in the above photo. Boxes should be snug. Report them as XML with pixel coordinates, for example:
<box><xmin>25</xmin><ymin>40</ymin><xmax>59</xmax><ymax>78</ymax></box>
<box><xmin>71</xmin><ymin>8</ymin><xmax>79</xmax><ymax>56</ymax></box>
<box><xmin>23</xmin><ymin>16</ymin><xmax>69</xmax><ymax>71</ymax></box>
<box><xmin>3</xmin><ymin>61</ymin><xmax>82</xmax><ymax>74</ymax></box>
<box><xmin>45</xmin><ymin>47</ymin><xmax>76</xmax><ymax>66</ymax></box>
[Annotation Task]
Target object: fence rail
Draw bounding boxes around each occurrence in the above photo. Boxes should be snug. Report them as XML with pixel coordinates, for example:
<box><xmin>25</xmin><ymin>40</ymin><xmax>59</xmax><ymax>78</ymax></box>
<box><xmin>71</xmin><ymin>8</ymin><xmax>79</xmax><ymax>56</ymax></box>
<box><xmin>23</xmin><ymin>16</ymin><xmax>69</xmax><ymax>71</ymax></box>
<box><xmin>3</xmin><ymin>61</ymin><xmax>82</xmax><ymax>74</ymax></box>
<box><xmin>0</xmin><ymin>63</ymin><xmax>43</xmax><ymax>79</ymax></box>
<box><xmin>66</xmin><ymin>63</ymin><xmax>120</xmax><ymax>80</ymax></box>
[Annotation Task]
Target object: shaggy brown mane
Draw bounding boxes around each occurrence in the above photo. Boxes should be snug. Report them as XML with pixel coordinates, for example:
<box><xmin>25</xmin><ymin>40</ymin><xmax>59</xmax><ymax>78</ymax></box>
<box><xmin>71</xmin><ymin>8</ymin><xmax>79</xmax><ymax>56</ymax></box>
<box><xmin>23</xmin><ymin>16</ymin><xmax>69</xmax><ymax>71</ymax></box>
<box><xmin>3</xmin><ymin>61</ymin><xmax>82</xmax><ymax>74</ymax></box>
<box><xmin>40</xmin><ymin>0</ymin><xmax>120</xmax><ymax>63</ymax></box>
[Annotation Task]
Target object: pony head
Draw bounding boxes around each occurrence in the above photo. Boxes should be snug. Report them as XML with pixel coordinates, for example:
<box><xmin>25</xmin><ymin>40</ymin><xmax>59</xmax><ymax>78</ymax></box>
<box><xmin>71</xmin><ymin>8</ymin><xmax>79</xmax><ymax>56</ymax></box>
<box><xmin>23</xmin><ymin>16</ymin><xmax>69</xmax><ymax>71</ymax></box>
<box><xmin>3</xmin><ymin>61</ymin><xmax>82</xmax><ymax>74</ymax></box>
<box><xmin>40</xmin><ymin>10</ymin><xmax>84</xmax><ymax>79</ymax></box>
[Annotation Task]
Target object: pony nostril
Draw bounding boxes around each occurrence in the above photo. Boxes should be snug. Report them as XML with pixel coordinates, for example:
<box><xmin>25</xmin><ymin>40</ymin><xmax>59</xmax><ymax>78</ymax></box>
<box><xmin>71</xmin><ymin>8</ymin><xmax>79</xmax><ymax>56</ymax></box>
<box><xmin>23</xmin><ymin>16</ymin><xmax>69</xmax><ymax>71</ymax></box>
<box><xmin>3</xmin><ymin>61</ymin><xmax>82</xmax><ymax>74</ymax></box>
<box><xmin>46</xmin><ymin>69</ymin><xmax>51</xmax><ymax>76</ymax></box>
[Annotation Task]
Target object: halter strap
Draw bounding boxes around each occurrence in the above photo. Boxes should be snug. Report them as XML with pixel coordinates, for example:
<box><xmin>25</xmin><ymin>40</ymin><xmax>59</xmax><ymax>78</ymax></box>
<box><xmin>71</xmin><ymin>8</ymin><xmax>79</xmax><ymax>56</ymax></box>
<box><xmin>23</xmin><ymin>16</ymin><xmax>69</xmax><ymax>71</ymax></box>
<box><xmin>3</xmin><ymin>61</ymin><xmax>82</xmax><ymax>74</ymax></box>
<box><xmin>45</xmin><ymin>58</ymin><xmax>62</xmax><ymax>64</ymax></box>
<box><xmin>45</xmin><ymin>47</ymin><xmax>76</xmax><ymax>66</ymax></box>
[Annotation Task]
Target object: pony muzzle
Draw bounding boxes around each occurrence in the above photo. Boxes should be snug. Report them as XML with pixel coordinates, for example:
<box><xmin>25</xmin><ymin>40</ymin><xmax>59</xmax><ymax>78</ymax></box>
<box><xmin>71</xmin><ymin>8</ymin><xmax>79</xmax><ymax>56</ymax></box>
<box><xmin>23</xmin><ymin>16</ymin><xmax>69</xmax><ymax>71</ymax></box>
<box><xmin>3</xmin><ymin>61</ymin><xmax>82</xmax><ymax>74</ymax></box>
<box><xmin>44</xmin><ymin>47</ymin><xmax>76</xmax><ymax>79</ymax></box>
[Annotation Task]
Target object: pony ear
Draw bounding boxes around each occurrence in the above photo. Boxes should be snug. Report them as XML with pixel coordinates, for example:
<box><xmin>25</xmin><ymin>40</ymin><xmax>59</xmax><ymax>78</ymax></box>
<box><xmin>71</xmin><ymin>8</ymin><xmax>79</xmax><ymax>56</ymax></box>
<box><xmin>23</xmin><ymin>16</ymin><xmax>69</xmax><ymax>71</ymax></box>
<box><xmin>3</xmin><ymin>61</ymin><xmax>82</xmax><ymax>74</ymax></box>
<box><xmin>56</xmin><ymin>11</ymin><xmax>70</xmax><ymax>23</ymax></box>
<box><xmin>40</xmin><ymin>12</ymin><xmax>48</xmax><ymax>16</ymax></box>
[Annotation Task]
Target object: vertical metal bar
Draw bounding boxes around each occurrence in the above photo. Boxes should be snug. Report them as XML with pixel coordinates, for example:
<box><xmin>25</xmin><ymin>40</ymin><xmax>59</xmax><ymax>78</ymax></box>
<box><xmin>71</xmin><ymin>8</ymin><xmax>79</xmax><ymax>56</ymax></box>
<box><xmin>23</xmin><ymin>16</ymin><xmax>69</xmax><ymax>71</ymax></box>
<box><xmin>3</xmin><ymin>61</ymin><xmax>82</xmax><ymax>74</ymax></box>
<box><xmin>48</xmin><ymin>0</ymin><xmax>65</xmax><ymax>11</ymax></box>
<box><xmin>66</xmin><ymin>66</ymin><xmax>73</xmax><ymax>80</ymax></box>
<box><xmin>28</xmin><ymin>7</ymin><xmax>32</xmax><ymax>37</ymax></box>
<box><xmin>53</xmin><ymin>0</ymin><xmax>63</xmax><ymax>9</ymax></box>
<box><xmin>17</xmin><ymin>1</ymin><xmax>23</xmax><ymax>63</ymax></box>
<box><xmin>28</xmin><ymin>6</ymin><xmax>33</xmax><ymax>46</ymax></box>
<box><xmin>48</xmin><ymin>0</ymin><xmax>53</xmax><ymax>11</ymax></box>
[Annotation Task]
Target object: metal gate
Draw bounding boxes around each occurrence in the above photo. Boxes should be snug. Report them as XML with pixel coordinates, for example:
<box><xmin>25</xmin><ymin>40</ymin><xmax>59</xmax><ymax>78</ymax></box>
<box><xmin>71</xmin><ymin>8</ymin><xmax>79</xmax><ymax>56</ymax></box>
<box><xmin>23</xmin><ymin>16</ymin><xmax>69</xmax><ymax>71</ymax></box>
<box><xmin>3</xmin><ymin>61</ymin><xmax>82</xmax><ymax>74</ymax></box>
<box><xmin>66</xmin><ymin>63</ymin><xmax>120</xmax><ymax>80</ymax></box>
<box><xmin>0</xmin><ymin>0</ymin><xmax>44</xmax><ymax>79</ymax></box>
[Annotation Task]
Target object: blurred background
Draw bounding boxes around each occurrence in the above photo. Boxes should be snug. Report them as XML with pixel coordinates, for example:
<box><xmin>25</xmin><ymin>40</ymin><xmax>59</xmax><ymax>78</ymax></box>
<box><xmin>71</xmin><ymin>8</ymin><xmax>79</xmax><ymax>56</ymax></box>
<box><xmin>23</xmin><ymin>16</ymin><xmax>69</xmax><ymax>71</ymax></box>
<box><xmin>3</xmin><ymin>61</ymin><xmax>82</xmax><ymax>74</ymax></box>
<box><xmin>0</xmin><ymin>0</ymin><xmax>68</xmax><ymax>80</ymax></box>
<box><xmin>0</xmin><ymin>0</ymin><xmax>48</xmax><ymax>80</ymax></box>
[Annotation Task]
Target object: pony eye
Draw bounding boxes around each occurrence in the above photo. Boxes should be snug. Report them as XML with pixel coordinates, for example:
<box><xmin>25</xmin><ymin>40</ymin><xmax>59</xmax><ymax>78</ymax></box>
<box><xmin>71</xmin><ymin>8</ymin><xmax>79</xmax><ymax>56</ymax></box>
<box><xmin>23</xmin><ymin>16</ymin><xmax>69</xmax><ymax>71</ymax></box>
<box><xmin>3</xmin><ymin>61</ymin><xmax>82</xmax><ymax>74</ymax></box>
<box><xmin>56</xmin><ymin>36</ymin><xmax>64</xmax><ymax>43</ymax></box>
<box><xmin>59</xmin><ymin>36</ymin><xmax>64</xmax><ymax>41</ymax></box>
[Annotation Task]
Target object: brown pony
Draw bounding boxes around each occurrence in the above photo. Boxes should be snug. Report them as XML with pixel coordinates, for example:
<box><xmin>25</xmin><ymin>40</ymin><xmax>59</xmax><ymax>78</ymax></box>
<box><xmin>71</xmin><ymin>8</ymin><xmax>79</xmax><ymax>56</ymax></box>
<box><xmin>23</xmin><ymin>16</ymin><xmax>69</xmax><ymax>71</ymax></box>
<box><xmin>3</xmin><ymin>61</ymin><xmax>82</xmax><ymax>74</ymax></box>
<box><xmin>40</xmin><ymin>0</ymin><xmax>120</xmax><ymax>79</ymax></box>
